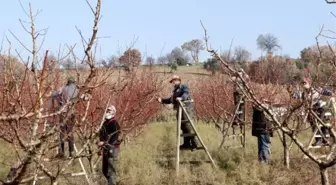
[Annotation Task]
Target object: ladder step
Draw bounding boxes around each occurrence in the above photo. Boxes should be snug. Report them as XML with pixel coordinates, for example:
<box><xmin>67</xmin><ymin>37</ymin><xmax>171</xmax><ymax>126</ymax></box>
<box><xmin>236</xmin><ymin>111</ymin><xmax>244</xmax><ymax>114</ymax></box>
<box><xmin>181</xmin><ymin>133</ymin><xmax>197</xmax><ymax>137</ymax></box>
<box><xmin>224</xmin><ymin>145</ymin><xmax>243</xmax><ymax>149</ymax></box>
<box><xmin>181</xmin><ymin>120</ymin><xmax>189</xmax><ymax>124</ymax></box>
<box><xmin>180</xmin><ymin>146</ymin><xmax>204</xmax><ymax>150</ymax></box>
<box><xmin>314</xmin><ymin>135</ymin><xmax>330</xmax><ymax>138</ymax></box>
<box><xmin>308</xmin><ymin>145</ymin><xmax>325</xmax><ymax>149</ymax></box>
<box><xmin>304</xmin><ymin>155</ymin><xmax>327</xmax><ymax>159</ymax></box>
<box><xmin>228</xmin><ymin>134</ymin><xmax>243</xmax><ymax>137</ymax></box>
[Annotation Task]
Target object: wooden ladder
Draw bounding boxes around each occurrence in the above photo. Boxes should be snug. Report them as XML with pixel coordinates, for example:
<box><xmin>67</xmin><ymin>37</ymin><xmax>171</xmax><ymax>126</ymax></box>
<box><xmin>176</xmin><ymin>99</ymin><xmax>217</xmax><ymax>173</ymax></box>
<box><xmin>304</xmin><ymin>124</ymin><xmax>331</xmax><ymax>159</ymax></box>
<box><xmin>224</xmin><ymin>96</ymin><xmax>246</xmax><ymax>149</ymax></box>
<box><xmin>34</xmin><ymin>142</ymin><xmax>92</xmax><ymax>184</ymax></box>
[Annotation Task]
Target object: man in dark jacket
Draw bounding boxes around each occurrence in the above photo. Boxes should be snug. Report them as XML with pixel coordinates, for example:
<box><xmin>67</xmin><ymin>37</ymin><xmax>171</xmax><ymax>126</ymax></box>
<box><xmin>98</xmin><ymin>105</ymin><xmax>121</xmax><ymax>185</ymax></box>
<box><xmin>252</xmin><ymin>101</ymin><xmax>273</xmax><ymax>163</ymax></box>
<box><xmin>157</xmin><ymin>75</ymin><xmax>198</xmax><ymax>150</ymax></box>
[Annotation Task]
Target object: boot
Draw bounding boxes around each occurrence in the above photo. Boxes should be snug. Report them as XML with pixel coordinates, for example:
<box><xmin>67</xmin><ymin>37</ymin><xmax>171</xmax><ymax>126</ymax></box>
<box><xmin>179</xmin><ymin>144</ymin><xmax>190</xmax><ymax>150</ymax></box>
<box><xmin>55</xmin><ymin>153</ymin><xmax>65</xmax><ymax>159</ymax></box>
<box><xmin>190</xmin><ymin>137</ymin><xmax>198</xmax><ymax>151</ymax></box>
<box><xmin>312</xmin><ymin>139</ymin><xmax>323</xmax><ymax>146</ymax></box>
<box><xmin>68</xmin><ymin>151</ymin><xmax>75</xmax><ymax>159</ymax></box>
<box><xmin>180</xmin><ymin>137</ymin><xmax>191</xmax><ymax>150</ymax></box>
<box><xmin>7</xmin><ymin>168</ymin><xmax>17</xmax><ymax>182</ymax></box>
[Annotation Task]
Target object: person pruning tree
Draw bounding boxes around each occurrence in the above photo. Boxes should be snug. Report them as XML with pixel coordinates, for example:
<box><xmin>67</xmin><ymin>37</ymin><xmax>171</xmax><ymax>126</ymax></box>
<box><xmin>157</xmin><ymin>75</ymin><xmax>198</xmax><ymax>151</ymax></box>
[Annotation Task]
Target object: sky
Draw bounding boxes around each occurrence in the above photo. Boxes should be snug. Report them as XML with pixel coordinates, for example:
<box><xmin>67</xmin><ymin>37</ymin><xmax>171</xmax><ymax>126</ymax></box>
<box><xmin>0</xmin><ymin>0</ymin><xmax>335</xmax><ymax>63</ymax></box>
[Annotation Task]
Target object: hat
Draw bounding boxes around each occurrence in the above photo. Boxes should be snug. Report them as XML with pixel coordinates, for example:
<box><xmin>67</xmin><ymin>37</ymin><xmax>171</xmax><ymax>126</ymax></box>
<box><xmin>301</xmin><ymin>77</ymin><xmax>311</xmax><ymax>84</ymax></box>
<box><xmin>107</xmin><ymin>105</ymin><xmax>117</xmax><ymax>115</ymax></box>
<box><xmin>169</xmin><ymin>75</ymin><xmax>181</xmax><ymax>83</ymax></box>
<box><xmin>67</xmin><ymin>76</ymin><xmax>76</xmax><ymax>84</ymax></box>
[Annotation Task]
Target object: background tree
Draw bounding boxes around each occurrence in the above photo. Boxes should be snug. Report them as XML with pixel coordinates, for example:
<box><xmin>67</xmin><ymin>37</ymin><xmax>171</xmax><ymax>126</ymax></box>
<box><xmin>157</xmin><ymin>55</ymin><xmax>168</xmax><ymax>65</ymax></box>
<box><xmin>300</xmin><ymin>45</ymin><xmax>335</xmax><ymax>64</ymax></box>
<box><xmin>119</xmin><ymin>49</ymin><xmax>142</xmax><ymax>72</ymax></box>
<box><xmin>203</xmin><ymin>58</ymin><xmax>219</xmax><ymax>75</ymax></box>
<box><xmin>146</xmin><ymin>56</ymin><xmax>155</xmax><ymax>68</ymax></box>
<box><xmin>170</xmin><ymin>47</ymin><xmax>190</xmax><ymax>66</ymax></box>
<box><xmin>233</xmin><ymin>46</ymin><xmax>251</xmax><ymax>63</ymax></box>
<box><xmin>181</xmin><ymin>39</ymin><xmax>205</xmax><ymax>64</ymax></box>
<box><xmin>256</xmin><ymin>33</ymin><xmax>281</xmax><ymax>56</ymax></box>
<box><xmin>219</xmin><ymin>50</ymin><xmax>235</xmax><ymax>63</ymax></box>
<box><xmin>102</xmin><ymin>55</ymin><xmax>120</xmax><ymax>68</ymax></box>
<box><xmin>61</xmin><ymin>58</ymin><xmax>76</xmax><ymax>69</ymax></box>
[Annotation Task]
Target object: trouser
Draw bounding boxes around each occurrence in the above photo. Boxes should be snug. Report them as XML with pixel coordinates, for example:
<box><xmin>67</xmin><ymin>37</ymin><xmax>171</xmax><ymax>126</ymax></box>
<box><xmin>257</xmin><ymin>134</ymin><xmax>270</xmax><ymax>163</ymax></box>
<box><xmin>102</xmin><ymin>147</ymin><xmax>119</xmax><ymax>185</ymax></box>
<box><xmin>176</xmin><ymin>105</ymin><xmax>197</xmax><ymax>147</ymax></box>
<box><xmin>58</xmin><ymin>113</ymin><xmax>75</xmax><ymax>155</ymax></box>
<box><xmin>233</xmin><ymin>92</ymin><xmax>245</xmax><ymax>128</ymax></box>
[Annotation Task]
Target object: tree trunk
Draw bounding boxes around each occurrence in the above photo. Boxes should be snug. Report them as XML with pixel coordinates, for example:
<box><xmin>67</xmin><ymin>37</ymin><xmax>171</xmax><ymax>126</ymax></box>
<box><xmin>283</xmin><ymin>132</ymin><xmax>290</xmax><ymax>169</ymax></box>
<box><xmin>320</xmin><ymin>166</ymin><xmax>329</xmax><ymax>185</ymax></box>
<box><xmin>211</xmin><ymin>69</ymin><xmax>216</xmax><ymax>75</ymax></box>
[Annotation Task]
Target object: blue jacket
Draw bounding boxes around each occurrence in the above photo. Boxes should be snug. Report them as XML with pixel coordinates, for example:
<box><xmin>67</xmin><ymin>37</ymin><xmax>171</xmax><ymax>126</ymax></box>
<box><xmin>161</xmin><ymin>84</ymin><xmax>192</xmax><ymax>109</ymax></box>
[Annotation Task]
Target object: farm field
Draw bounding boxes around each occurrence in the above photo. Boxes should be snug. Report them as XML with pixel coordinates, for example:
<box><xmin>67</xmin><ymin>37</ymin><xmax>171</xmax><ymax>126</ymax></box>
<box><xmin>1</xmin><ymin>120</ymin><xmax>335</xmax><ymax>185</ymax></box>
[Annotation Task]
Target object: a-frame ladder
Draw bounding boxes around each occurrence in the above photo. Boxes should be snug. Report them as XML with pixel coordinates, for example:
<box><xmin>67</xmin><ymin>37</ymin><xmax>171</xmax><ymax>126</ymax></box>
<box><xmin>176</xmin><ymin>100</ymin><xmax>216</xmax><ymax>173</ymax></box>
<box><xmin>304</xmin><ymin>124</ymin><xmax>332</xmax><ymax>159</ymax></box>
<box><xmin>32</xmin><ymin>143</ymin><xmax>91</xmax><ymax>184</ymax></box>
<box><xmin>224</xmin><ymin>96</ymin><xmax>246</xmax><ymax>148</ymax></box>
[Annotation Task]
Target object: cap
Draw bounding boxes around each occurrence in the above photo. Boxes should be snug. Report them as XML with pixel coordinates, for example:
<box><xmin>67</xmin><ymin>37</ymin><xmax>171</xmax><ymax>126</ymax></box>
<box><xmin>107</xmin><ymin>105</ymin><xmax>117</xmax><ymax>114</ymax></box>
<box><xmin>169</xmin><ymin>75</ymin><xmax>181</xmax><ymax>83</ymax></box>
<box><xmin>67</xmin><ymin>76</ymin><xmax>76</xmax><ymax>84</ymax></box>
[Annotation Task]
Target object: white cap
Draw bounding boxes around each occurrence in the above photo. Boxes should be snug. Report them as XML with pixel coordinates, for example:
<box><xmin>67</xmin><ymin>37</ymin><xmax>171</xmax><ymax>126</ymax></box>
<box><xmin>107</xmin><ymin>105</ymin><xmax>117</xmax><ymax>116</ymax></box>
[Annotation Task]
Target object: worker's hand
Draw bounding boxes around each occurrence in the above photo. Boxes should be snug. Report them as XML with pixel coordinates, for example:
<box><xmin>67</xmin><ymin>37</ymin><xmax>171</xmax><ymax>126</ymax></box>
<box><xmin>176</xmin><ymin>97</ymin><xmax>182</xmax><ymax>101</ymax></box>
<box><xmin>157</xmin><ymin>97</ymin><xmax>162</xmax><ymax>103</ymax></box>
<box><xmin>97</xmin><ymin>141</ymin><xmax>104</xmax><ymax>147</ymax></box>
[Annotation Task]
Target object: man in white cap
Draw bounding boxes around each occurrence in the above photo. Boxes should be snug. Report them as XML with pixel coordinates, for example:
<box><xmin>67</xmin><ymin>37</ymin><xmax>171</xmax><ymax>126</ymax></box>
<box><xmin>98</xmin><ymin>105</ymin><xmax>121</xmax><ymax>185</ymax></box>
<box><xmin>157</xmin><ymin>75</ymin><xmax>198</xmax><ymax>150</ymax></box>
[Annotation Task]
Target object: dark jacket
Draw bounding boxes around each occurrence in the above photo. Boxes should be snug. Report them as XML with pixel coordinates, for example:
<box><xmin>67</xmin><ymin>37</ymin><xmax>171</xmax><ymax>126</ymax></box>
<box><xmin>252</xmin><ymin>106</ymin><xmax>273</xmax><ymax>137</ymax></box>
<box><xmin>99</xmin><ymin>118</ymin><xmax>121</xmax><ymax>148</ymax></box>
<box><xmin>161</xmin><ymin>84</ymin><xmax>192</xmax><ymax>109</ymax></box>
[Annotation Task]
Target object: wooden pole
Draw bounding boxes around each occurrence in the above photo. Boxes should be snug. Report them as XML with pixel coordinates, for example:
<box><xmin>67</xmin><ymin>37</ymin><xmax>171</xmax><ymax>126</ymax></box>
<box><xmin>177</xmin><ymin>100</ymin><xmax>217</xmax><ymax>169</ymax></box>
<box><xmin>74</xmin><ymin>144</ymin><xmax>91</xmax><ymax>184</ymax></box>
<box><xmin>176</xmin><ymin>106</ymin><xmax>182</xmax><ymax>173</ymax></box>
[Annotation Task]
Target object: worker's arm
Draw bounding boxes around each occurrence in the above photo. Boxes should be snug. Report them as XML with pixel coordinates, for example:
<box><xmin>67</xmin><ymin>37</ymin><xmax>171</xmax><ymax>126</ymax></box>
<box><xmin>180</xmin><ymin>84</ymin><xmax>190</xmax><ymax>101</ymax></box>
<box><xmin>161</xmin><ymin>96</ymin><xmax>172</xmax><ymax>104</ymax></box>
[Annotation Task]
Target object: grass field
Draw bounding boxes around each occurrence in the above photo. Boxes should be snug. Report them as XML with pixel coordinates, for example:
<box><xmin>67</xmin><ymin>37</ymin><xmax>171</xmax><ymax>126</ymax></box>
<box><xmin>2</xmin><ymin>119</ymin><xmax>335</xmax><ymax>185</ymax></box>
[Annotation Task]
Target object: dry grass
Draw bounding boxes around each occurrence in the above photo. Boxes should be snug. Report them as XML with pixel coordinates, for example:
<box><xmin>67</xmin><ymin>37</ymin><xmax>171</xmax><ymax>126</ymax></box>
<box><xmin>1</xmin><ymin>120</ymin><xmax>336</xmax><ymax>185</ymax></box>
